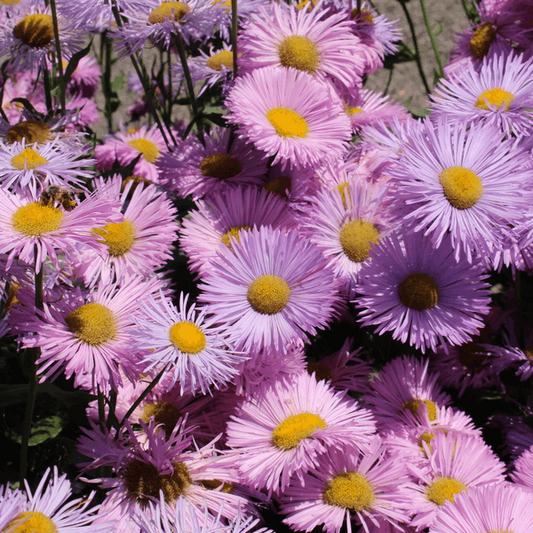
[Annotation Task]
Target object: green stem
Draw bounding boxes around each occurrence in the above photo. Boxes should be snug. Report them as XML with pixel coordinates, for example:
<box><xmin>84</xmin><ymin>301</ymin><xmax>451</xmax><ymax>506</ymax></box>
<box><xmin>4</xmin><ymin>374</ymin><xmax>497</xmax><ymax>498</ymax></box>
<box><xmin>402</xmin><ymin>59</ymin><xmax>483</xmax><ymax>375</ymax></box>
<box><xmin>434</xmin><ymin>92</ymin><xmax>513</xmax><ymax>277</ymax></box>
<box><xmin>97</xmin><ymin>387</ymin><xmax>106</xmax><ymax>432</ymax></box>
<box><xmin>174</xmin><ymin>33</ymin><xmax>204</xmax><ymax>143</ymax></box>
<box><xmin>49</xmin><ymin>0</ymin><xmax>66</xmax><ymax>111</ymax></box>
<box><xmin>118</xmin><ymin>366</ymin><xmax>168</xmax><ymax>429</ymax></box>
<box><xmin>167</xmin><ymin>48</ymin><xmax>173</xmax><ymax>123</ymax></box>
<box><xmin>231</xmin><ymin>0</ymin><xmax>238</xmax><ymax>78</ymax></box>
<box><xmin>19</xmin><ymin>266</ymin><xmax>43</xmax><ymax>484</ymax></box>
<box><xmin>356</xmin><ymin>0</ymin><xmax>362</xmax><ymax>13</ymax></box>
<box><xmin>398</xmin><ymin>1</ymin><xmax>431</xmax><ymax>94</ymax></box>
<box><xmin>420</xmin><ymin>0</ymin><xmax>444</xmax><ymax>79</ymax></box>
<box><xmin>102</xmin><ymin>33</ymin><xmax>114</xmax><ymax>133</ymax></box>
<box><xmin>43</xmin><ymin>67</ymin><xmax>53</xmax><ymax>113</ymax></box>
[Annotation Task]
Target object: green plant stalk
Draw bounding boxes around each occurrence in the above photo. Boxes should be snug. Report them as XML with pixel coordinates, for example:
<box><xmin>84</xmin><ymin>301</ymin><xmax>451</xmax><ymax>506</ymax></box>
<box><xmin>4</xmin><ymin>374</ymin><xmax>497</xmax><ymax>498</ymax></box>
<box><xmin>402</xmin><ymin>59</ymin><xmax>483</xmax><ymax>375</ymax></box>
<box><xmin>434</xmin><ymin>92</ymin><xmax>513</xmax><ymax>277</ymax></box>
<box><xmin>19</xmin><ymin>264</ymin><xmax>43</xmax><ymax>484</ymax></box>
<box><xmin>420</xmin><ymin>0</ymin><xmax>444</xmax><ymax>79</ymax></box>
<box><xmin>110</xmin><ymin>3</ymin><xmax>175</xmax><ymax>148</ymax></box>
<box><xmin>398</xmin><ymin>0</ymin><xmax>431</xmax><ymax>94</ymax></box>
<box><xmin>97</xmin><ymin>387</ymin><xmax>106</xmax><ymax>432</ymax></box>
<box><xmin>231</xmin><ymin>0</ymin><xmax>238</xmax><ymax>77</ymax></box>
<box><xmin>43</xmin><ymin>67</ymin><xmax>53</xmax><ymax>113</ymax></box>
<box><xmin>356</xmin><ymin>0</ymin><xmax>362</xmax><ymax>13</ymax></box>
<box><xmin>174</xmin><ymin>33</ymin><xmax>204</xmax><ymax>143</ymax></box>
<box><xmin>49</xmin><ymin>0</ymin><xmax>66</xmax><ymax>112</ymax></box>
<box><xmin>102</xmin><ymin>34</ymin><xmax>114</xmax><ymax>133</ymax></box>
<box><xmin>167</xmin><ymin>48</ymin><xmax>173</xmax><ymax>122</ymax></box>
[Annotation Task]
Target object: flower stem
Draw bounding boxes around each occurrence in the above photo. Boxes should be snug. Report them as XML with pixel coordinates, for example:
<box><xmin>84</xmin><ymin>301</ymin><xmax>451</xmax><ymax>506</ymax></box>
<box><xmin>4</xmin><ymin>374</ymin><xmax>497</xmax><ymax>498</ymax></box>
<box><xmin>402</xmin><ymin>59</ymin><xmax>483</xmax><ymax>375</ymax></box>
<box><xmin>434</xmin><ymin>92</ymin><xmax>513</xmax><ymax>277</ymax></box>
<box><xmin>231</xmin><ymin>0</ymin><xmax>238</xmax><ymax>78</ymax></box>
<box><xmin>49</xmin><ymin>0</ymin><xmax>66</xmax><ymax>112</ymax></box>
<box><xmin>420</xmin><ymin>0</ymin><xmax>444</xmax><ymax>79</ymax></box>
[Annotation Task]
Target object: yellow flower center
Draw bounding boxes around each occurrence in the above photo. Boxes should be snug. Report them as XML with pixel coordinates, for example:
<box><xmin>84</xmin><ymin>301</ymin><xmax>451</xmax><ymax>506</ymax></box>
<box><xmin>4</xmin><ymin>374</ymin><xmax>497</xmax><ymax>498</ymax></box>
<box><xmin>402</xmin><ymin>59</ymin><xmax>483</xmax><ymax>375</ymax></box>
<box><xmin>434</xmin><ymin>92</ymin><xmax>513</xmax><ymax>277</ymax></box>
<box><xmin>13</xmin><ymin>14</ymin><xmax>54</xmax><ymax>48</ymax></box>
<box><xmin>419</xmin><ymin>432</ymin><xmax>435</xmax><ymax>449</ymax></box>
<box><xmin>127</xmin><ymin>139</ymin><xmax>160</xmax><ymax>163</ymax></box>
<box><xmin>12</xmin><ymin>203</ymin><xmax>64</xmax><ymax>236</ymax></box>
<box><xmin>470</xmin><ymin>22</ymin><xmax>496</xmax><ymax>59</ymax></box>
<box><xmin>475</xmin><ymin>87</ymin><xmax>515</xmax><ymax>111</ymax></box>
<box><xmin>206</xmin><ymin>50</ymin><xmax>233</xmax><ymax>71</ymax></box>
<box><xmin>92</xmin><ymin>220</ymin><xmax>135</xmax><ymax>257</ymax></box>
<box><xmin>351</xmin><ymin>8</ymin><xmax>374</xmax><ymax>23</ymax></box>
<box><xmin>402</xmin><ymin>399</ymin><xmax>438</xmax><ymax>421</ymax></box>
<box><xmin>200</xmin><ymin>153</ymin><xmax>242</xmax><ymax>179</ymax></box>
<box><xmin>5</xmin><ymin>512</ymin><xmax>57</xmax><ymax>533</ymax></box>
<box><xmin>307</xmin><ymin>361</ymin><xmax>333</xmax><ymax>382</ymax></box>
<box><xmin>295</xmin><ymin>0</ymin><xmax>318</xmax><ymax>11</ymax></box>
<box><xmin>323</xmin><ymin>472</ymin><xmax>375</xmax><ymax>511</ymax></box>
<box><xmin>439</xmin><ymin>166</ymin><xmax>483</xmax><ymax>210</ymax></box>
<box><xmin>169</xmin><ymin>321</ymin><xmax>206</xmax><ymax>354</ymax></box>
<box><xmin>148</xmin><ymin>1</ymin><xmax>191</xmax><ymax>24</ymax></box>
<box><xmin>65</xmin><ymin>303</ymin><xmax>117</xmax><ymax>346</ymax></box>
<box><xmin>339</xmin><ymin>219</ymin><xmax>380</xmax><ymax>263</ymax></box>
<box><xmin>221</xmin><ymin>225</ymin><xmax>250</xmax><ymax>248</ymax></box>
<box><xmin>264</xmin><ymin>176</ymin><xmax>291</xmax><ymax>198</ymax></box>
<box><xmin>141</xmin><ymin>401</ymin><xmax>182</xmax><ymax>434</ymax></box>
<box><xmin>200</xmin><ymin>479</ymin><xmax>234</xmax><ymax>492</ymax></box>
<box><xmin>426</xmin><ymin>476</ymin><xmax>467</xmax><ymax>506</ymax></box>
<box><xmin>6</xmin><ymin>120</ymin><xmax>51</xmax><ymax>144</ymax></box>
<box><xmin>278</xmin><ymin>35</ymin><xmax>320</xmax><ymax>74</ymax></box>
<box><xmin>347</xmin><ymin>106</ymin><xmax>363</xmax><ymax>115</ymax></box>
<box><xmin>11</xmin><ymin>147</ymin><xmax>48</xmax><ymax>170</ymax></box>
<box><xmin>0</xmin><ymin>0</ymin><xmax>21</xmax><ymax>4</ymax></box>
<box><xmin>247</xmin><ymin>275</ymin><xmax>291</xmax><ymax>315</ymax></box>
<box><xmin>272</xmin><ymin>412</ymin><xmax>326</xmax><ymax>450</ymax></box>
<box><xmin>398</xmin><ymin>272</ymin><xmax>439</xmax><ymax>311</ymax></box>
<box><xmin>266</xmin><ymin>107</ymin><xmax>308</xmax><ymax>138</ymax></box>
<box><xmin>124</xmin><ymin>460</ymin><xmax>191</xmax><ymax>503</ymax></box>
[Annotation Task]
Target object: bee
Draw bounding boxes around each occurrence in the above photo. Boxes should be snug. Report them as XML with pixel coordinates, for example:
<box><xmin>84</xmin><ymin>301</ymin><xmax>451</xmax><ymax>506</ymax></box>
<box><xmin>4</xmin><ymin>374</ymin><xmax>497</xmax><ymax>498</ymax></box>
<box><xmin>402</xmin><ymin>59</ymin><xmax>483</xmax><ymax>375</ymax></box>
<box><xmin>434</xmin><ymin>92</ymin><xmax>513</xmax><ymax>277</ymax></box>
<box><xmin>39</xmin><ymin>185</ymin><xmax>84</xmax><ymax>212</ymax></box>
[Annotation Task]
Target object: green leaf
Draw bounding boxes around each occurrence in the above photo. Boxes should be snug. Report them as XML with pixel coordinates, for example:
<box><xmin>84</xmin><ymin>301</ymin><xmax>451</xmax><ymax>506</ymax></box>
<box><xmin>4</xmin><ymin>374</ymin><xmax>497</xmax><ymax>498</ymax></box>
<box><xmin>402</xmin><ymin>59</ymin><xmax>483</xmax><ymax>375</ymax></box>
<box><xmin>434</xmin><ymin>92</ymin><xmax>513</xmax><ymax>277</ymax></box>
<box><xmin>64</xmin><ymin>40</ymin><xmax>93</xmax><ymax>86</ymax></box>
<box><xmin>111</xmin><ymin>74</ymin><xmax>126</xmax><ymax>94</ymax></box>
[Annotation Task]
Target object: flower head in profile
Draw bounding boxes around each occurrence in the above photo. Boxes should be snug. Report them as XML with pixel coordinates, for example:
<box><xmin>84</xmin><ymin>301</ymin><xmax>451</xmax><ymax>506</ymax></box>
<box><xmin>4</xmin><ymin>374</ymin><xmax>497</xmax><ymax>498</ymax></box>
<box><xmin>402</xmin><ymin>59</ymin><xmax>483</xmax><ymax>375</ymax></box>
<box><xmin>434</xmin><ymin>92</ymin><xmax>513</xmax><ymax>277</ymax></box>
<box><xmin>198</xmin><ymin>226</ymin><xmax>339</xmax><ymax>355</ymax></box>
<box><xmin>356</xmin><ymin>232</ymin><xmax>492</xmax><ymax>353</ymax></box>
<box><xmin>133</xmin><ymin>291</ymin><xmax>247</xmax><ymax>396</ymax></box>
<box><xmin>225</xmin><ymin>66</ymin><xmax>352</xmax><ymax>169</ymax></box>
<box><xmin>226</xmin><ymin>372</ymin><xmax>376</xmax><ymax>496</ymax></box>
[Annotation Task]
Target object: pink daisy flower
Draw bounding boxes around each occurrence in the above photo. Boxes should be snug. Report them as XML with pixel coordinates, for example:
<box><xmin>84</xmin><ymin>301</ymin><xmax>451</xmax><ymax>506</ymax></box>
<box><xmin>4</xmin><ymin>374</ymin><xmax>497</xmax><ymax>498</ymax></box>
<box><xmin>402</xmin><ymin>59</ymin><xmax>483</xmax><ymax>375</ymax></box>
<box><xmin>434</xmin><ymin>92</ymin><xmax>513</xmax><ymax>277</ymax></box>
<box><xmin>2</xmin><ymin>466</ymin><xmax>114</xmax><ymax>533</ymax></box>
<box><xmin>78</xmin><ymin>176</ymin><xmax>178</xmax><ymax>285</ymax></box>
<box><xmin>431</xmin><ymin>52</ymin><xmax>533</xmax><ymax>136</ymax></box>
<box><xmin>0</xmin><ymin>189</ymin><xmax>118</xmax><ymax>274</ymax></box>
<box><xmin>238</xmin><ymin>1</ymin><xmax>365</xmax><ymax>89</ymax></box>
<box><xmin>389</xmin><ymin>118</ymin><xmax>533</xmax><ymax>263</ymax></box>
<box><xmin>67</xmin><ymin>55</ymin><xmax>101</xmax><ymax>98</ymax></box>
<box><xmin>23</xmin><ymin>276</ymin><xmax>162</xmax><ymax>394</ymax></box>
<box><xmin>430</xmin><ymin>482</ymin><xmax>533</xmax><ymax>533</ymax></box>
<box><xmin>488</xmin><ymin>413</ymin><xmax>533</xmax><ymax>462</ymax></box>
<box><xmin>356</xmin><ymin>232</ymin><xmax>492</xmax><ymax>353</ymax></box>
<box><xmin>133</xmin><ymin>291</ymin><xmax>246</xmax><ymax>396</ymax></box>
<box><xmin>361</xmin><ymin>355</ymin><xmax>451</xmax><ymax>430</ymax></box>
<box><xmin>225</xmin><ymin>66</ymin><xmax>352</xmax><ymax>169</ymax></box>
<box><xmin>0</xmin><ymin>485</ymin><xmax>26</xmax><ymax>532</ymax></box>
<box><xmin>409</xmin><ymin>432</ymin><xmax>506</xmax><ymax>530</ymax></box>
<box><xmin>180</xmin><ymin>186</ymin><xmax>295</xmax><ymax>277</ymax></box>
<box><xmin>512</xmin><ymin>445</ymin><xmax>533</xmax><ymax>492</ymax></box>
<box><xmin>156</xmin><ymin>128</ymin><xmax>268</xmax><ymax>200</ymax></box>
<box><xmin>95</xmin><ymin>125</ymin><xmax>169</xmax><ymax>183</ymax></box>
<box><xmin>226</xmin><ymin>372</ymin><xmax>376</xmax><ymax>496</ymax></box>
<box><xmin>198</xmin><ymin>226</ymin><xmax>339</xmax><ymax>355</ymax></box>
<box><xmin>279</xmin><ymin>436</ymin><xmax>416</xmax><ymax>533</ymax></box>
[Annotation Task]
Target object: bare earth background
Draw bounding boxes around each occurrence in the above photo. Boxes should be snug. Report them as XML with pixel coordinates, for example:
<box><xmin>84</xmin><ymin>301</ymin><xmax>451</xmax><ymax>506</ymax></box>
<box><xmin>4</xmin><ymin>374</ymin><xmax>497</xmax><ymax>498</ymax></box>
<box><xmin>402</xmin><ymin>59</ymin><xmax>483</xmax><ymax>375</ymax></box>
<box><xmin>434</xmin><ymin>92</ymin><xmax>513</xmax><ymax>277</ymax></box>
<box><xmin>96</xmin><ymin>0</ymin><xmax>470</xmax><ymax>135</ymax></box>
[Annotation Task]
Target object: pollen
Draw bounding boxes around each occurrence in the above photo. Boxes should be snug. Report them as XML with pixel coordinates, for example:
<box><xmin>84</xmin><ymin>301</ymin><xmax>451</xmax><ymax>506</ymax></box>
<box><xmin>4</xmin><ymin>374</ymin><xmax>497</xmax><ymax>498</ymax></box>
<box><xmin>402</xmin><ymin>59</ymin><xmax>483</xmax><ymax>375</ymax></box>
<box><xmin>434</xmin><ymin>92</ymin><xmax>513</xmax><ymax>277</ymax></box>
<box><xmin>169</xmin><ymin>321</ymin><xmax>206</xmax><ymax>354</ymax></box>
<box><xmin>141</xmin><ymin>401</ymin><xmax>182</xmax><ymax>434</ymax></box>
<box><xmin>337</xmin><ymin>182</ymin><xmax>351</xmax><ymax>209</ymax></box>
<box><xmin>93</xmin><ymin>220</ymin><xmax>136</xmax><ymax>257</ymax></box>
<box><xmin>475</xmin><ymin>87</ymin><xmax>515</xmax><ymax>111</ymax></box>
<box><xmin>11</xmin><ymin>147</ymin><xmax>49</xmax><ymax>170</ymax></box>
<box><xmin>439</xmin><ymin>166</ymin><xmax>483</xmax><ymax>210</ymax></box>
<box><xmin>470</xmin><ymin>22</ymin><xmax>496</xmax><ymax>59</ymax></box>
<box><xmin>272</xmin><ymin>412</ymin><xmax>326</xmax><ymax>450</ymax></box>
<box><xmin>221</xmin><ymin>225</ymin><xmax>250</xmax><ymax>248</ymax></box>
<box><xmin>206</xmin><ymin>50</ymin><xmax>233</xmax><ymax>71</ymax></box>
<box><xmin>148</xmin><ymin>1</ymin><xmax>191</xmax><ymax>24</ymax></box>
<box><xmin>6</xmin><ymin>120</ymin><xmax>51</xmax><ymax>144</ymax></box>
<box><xmin>124</xmin><ymin>459</ymin><xmax>191</xmax><ymax>503</ymax></box>
<box><xmin>247</xmin><ymin>274</ymin><xmax>291</xmax><ymax>315</ymax></box>
<box><xmin>278</xmin><ymin>35</ymin><xmax>320</xmax><ymax>74</ymax></box>
<box><xmin>419</xmin><ymin>432</ymin><xmax>435</xmax><ymax>449</ymax></box>
<box><xmin>339</xmin><ymin>219</ymin><xmax>380</xmax><ymax>263</ymax></box>
<box><xmin>426</xmin><ymin>476</ymin><xmax>467</xmax><ymax>506</ymax></box>
<box><xmin>307</xmin><ymin>361</ymin><xmax>333</xmax><ymax>382</ymax></box>
<box><xmin>12</xmin><ymin>202</ymin><xmax>64</xmax><ymax>236</ymax></box>
<box><xmin>13</xmin><ymin>14</ymin><xmax>54</xmax><ymax>48</ymax></box>
<box><xmin>65</xmin><ymin>303</ymin><xmax>117</xmax><ymax>346</ymax></box>
<box><xmin>200</xmin><ymin>153</ymin><xmax>242</xmax><ymax>179</ymax></box>
<box><xmin>264</xmin><ymin>176</ymin><xmax>291</xmax><ymax>198</ymax></box>
<box><xmin>402</xmin><ymin>398</ymin><xmax>438</xmax><ymax>421</ymax></box>
<box><xmin>398</xmin><ymin>272</ymin><xmax>439</xmax><ymax>311</ymax></box>
<box><xmin>347</xmin><ymin>106</ymin><xmax>363</xmax><ymax>115</ymax></box>
<box><xmin>5</xmin><ymin>512</ymin><xmax>57</xmax><ymax>533</ymax></box>
<box><xmin>267</xmin><ymin>107</ymin><xmax>309</xmax><ymax>138</ymax></box>
<box><xmin>127</xmin><ymin>139</ymin><xmax>160</xmax><ymax>163</ymax></box>
<box><xmin>323</xmin><ymin>472</ymin><xmax>374</xmax><ymax>511</ymax></box>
